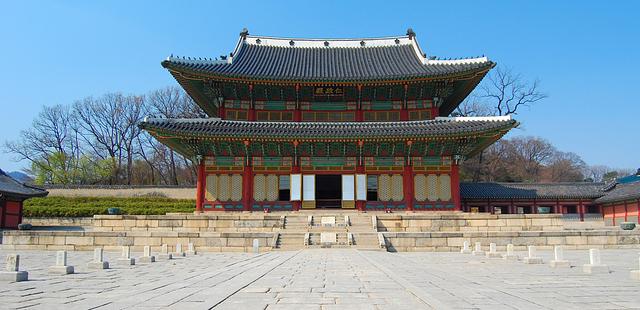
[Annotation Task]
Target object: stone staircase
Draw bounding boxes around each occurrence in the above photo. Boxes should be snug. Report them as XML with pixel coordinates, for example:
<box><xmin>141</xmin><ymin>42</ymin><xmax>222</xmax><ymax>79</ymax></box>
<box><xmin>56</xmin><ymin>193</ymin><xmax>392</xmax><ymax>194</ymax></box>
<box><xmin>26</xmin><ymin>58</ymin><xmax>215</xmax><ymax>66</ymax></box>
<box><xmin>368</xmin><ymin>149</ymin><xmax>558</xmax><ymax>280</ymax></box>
<box><xmin>272</xmin><ymin>213</ymin><xmax>386</xmax><ymax>251</ymax></box>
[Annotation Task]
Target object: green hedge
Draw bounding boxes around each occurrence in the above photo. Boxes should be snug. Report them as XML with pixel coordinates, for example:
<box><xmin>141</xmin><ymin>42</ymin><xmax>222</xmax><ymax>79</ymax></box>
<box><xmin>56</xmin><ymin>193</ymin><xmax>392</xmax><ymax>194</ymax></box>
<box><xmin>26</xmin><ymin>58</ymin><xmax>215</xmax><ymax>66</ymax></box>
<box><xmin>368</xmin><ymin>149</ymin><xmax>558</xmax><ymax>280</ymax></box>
<box><xmin>23</xmin><ymin>196</ymin><xmax>196</xmax><ymax>217</ymax></box>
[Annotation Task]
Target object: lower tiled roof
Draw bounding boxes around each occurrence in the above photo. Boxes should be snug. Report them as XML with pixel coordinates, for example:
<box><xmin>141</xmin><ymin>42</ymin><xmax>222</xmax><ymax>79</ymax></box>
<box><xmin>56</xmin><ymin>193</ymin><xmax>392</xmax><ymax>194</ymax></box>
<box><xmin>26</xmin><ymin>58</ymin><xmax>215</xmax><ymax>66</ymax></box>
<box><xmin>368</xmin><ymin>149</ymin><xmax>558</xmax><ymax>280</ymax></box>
<box><xmin>461</xmin><ymin>182</ymin><xmax>605</xmax><ymax>200</ymax></box>
<box><xmin>139</xmin><ymin>117</ymin><xmax>517</xmax><ymax>140</ymax></box>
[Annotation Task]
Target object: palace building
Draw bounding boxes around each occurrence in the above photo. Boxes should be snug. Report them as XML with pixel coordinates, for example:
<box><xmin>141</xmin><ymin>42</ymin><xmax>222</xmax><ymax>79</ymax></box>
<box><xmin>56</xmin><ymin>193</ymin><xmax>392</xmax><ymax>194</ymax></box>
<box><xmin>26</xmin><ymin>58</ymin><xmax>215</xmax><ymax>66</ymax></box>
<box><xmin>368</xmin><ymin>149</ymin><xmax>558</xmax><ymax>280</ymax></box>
<box><xmin>140</xmin><ymin>28</ymin><xmax>518</xmax><ymax>212</ymax></box>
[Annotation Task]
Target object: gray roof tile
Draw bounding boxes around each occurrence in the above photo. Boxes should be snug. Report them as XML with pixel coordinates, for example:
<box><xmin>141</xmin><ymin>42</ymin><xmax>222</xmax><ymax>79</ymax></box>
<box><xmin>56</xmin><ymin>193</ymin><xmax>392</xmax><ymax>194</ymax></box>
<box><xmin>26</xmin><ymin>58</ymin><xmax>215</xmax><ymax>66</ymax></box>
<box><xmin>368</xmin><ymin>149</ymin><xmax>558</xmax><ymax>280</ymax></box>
<box><xmin>594</xmin><ymin>181</ymin><xmax>640</xmax><ymax>204</ymax></box>
<box><xmin>140</xmin><ymin>117</ymin><xmax>517</xmax><ymax>140</ymax></box>
<box><xmin>162</xmin><ymin>34</ymin><xmax>494</xmax><ymax>82</ymax></box>
<box><xmin>461</xmin><ymin>182</ymin><xmax>605</xmax><ymax>200</ymax></box>
<box><xmin>0</xmin><ymin>170</ymin><xmax>48</xmax><ymax>198</ymax></box>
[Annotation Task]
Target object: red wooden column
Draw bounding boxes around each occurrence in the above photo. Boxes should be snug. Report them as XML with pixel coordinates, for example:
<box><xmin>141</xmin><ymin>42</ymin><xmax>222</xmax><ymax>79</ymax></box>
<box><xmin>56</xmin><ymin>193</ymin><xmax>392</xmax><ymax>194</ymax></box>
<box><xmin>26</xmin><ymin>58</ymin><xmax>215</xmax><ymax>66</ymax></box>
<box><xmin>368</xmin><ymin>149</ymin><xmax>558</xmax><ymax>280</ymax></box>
<box><xmin>195</xmin><ymin>158</ymin><xmax>205</xmax><ymax>213</ymax></box>
<box><xmin>450</xmin><ymin>164</ymin><xmax>462</xmax><ymax>211</ymax></box>
<box><xmin>579</xmin><ymin>200</ymin><xmax>585</xmax><ymax>222</ymax></box>
<box><xmin>624</xmin><ymin>201</ymin><xmax>628</xmax><ymax>222</ymax></box>
<box><xmin>400</xmin><ymin>84</ymin><xmax>409</xmax><ymax>121</ymax></box>
<box><xmin>294</xmin><ymin>84</ymin><xmax>302</xmax><ymax>122</ymax></box>
<box><xmin>242</xmin><ymin>141</ymin><xmax>253</xmax><ymax>212</ymax></box>
<box><xmin>356</xmin><ymin>85</ymin><xmax>364</xmax><ymax>122</ymax></box>
<box><xmin>248</xmin><ymin>84</ymin><xmax>256</xmax><ymax>121</ymax></box>
<box><xmin>403</xmin><ymin>165</ymin><xmax>414</xmax><ymax>212</ymax></box>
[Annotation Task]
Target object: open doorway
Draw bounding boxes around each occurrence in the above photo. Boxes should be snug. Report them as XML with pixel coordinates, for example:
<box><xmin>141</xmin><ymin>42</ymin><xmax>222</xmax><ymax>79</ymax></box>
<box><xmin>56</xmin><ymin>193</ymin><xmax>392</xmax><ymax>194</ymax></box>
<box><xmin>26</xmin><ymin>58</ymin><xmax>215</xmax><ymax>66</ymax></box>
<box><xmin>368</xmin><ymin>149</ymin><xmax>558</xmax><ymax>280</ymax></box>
<box><xmin>315</xmin><ymin>175</ymin><xmax>341</xmax><ymax>208</ymax></box>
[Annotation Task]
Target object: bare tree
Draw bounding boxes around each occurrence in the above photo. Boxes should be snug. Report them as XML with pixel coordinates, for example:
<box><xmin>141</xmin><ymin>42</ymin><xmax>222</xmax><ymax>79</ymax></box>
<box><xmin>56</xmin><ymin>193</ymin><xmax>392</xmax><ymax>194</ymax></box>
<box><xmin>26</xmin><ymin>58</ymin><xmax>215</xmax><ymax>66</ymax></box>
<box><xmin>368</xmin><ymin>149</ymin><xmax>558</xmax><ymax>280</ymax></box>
<box><xmin>4</xmin><ymin>104</ymin><xmax>80</xmax><ymax>183</ymax></box>
<box><xmin>482</xmin><ymin>67</ymin><xmax>548</xmax><ymax>116</ymax></box>
<box><xmin>545</xmin><ymin>151</ymin><xmax>586</xmax><ymax>182</ymax></box>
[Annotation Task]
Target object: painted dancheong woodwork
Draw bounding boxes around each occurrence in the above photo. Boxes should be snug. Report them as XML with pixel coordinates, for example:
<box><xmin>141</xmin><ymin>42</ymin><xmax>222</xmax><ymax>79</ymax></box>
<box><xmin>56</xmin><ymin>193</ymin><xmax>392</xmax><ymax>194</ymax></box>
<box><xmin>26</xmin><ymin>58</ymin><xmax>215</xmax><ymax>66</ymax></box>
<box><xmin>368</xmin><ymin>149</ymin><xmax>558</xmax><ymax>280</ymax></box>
<box><xmin>140</xmin><ymin>28</ymin><xmax>518</xmax><ymax>212</ymax></box>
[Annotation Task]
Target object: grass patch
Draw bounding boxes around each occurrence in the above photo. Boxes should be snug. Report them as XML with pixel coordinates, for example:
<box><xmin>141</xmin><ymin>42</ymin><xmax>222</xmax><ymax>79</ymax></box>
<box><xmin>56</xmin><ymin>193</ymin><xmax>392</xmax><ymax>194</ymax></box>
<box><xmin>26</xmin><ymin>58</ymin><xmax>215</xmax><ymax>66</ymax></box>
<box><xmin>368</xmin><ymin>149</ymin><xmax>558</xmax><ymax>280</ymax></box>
<box><xmin>23</xmin><ymin>196</ymin><xmax>195</xmax><ymax>217</ymax></box>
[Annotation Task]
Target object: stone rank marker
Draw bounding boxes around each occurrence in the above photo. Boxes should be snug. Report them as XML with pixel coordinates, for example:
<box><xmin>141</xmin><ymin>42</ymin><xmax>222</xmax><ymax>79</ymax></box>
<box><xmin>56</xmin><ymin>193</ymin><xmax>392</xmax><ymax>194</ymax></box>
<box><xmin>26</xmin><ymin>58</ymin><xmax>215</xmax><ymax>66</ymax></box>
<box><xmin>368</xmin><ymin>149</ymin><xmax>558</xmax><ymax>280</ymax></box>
<box><xmin>486</xmin><ymin>243</ymin><xmax>502</xmax><ymax>258</ymax></box>
<box><xmin>523</xmin><ymin>245</ymin><xmax>543</xmax><ymax>264</ymax></box>
<box><xmin>172</xmin><ymin>243</ymin><xmax>186</xmax><ymax>257</ymax></box>
<box><xmin>48</xmin><ymin>251</ymin><xmax>74</xmax><ymax>275</ymax></box>
<box><xmin>157</xmin><ymin>244</ymin><xmax>173</xmax><ymax>260</ymax></box>
<box><xmin>138</xmin><ymin>246</ymin><xmax>156</xmax><ymax>263</ymax></box>
<box><xmin>630</xmin><ymin>256</ymin><xmax>640</xmax><ymax>280</ymax></box>
<box><xmin>186</xmin><ymin>243</ymin><xmax>197</xmax><ymax>256</ymax></box>
<box><xmin>87</xmin><ymin>248</ymin><xmax>109</xmax><ymax>270</ymax></box>
<box><xmin>549</xmin><ymin>245</ymin><xmax>570</xmax><ymax>268</ymax></box>
<box><xmin>0</xmin><ymin>254</ymin><xmax>28</xmax><ymax>282</ymax></box>
<box><xmin>117</xmin><ymin>246</ymin><xmax>135</xmax><ymax>265</ymax></box>
<box><xmin>583</xmin><ymin>248</ymin><xmax>609</xmax><ymax>274</ymax></box>
<box><xmin>460</xmin><ymin>241</ymin><xmax>472</xmax><ymax>254</ymax></box>
<box><xmin>472</xmin><ymin>242</ymin><xmax>485</xmax><ymax>256</ymax></box>
<box><xmin>503</xmin><ymin>244</ymin><xmax>518</xmax><ymax>260</ymax></box>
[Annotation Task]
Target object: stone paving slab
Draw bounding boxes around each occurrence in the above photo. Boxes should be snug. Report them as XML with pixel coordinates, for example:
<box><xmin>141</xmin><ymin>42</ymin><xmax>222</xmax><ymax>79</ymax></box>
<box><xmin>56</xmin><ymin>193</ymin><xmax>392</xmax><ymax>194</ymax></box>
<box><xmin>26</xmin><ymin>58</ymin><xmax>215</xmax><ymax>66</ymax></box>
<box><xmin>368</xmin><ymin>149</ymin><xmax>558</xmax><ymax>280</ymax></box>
<box><xmin>0</xmin><ymin>248</ymin><xmax>639</xmax><ymax>309</ymax></box>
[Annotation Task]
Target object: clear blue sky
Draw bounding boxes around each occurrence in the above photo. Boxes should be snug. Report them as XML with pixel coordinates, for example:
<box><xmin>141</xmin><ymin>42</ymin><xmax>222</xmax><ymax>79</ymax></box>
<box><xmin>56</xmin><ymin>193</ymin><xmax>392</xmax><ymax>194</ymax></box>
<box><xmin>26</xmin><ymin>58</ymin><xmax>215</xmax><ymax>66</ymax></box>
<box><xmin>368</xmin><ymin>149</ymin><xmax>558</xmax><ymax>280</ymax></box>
<box><xmin>1</xmin><ymin>1</ymin><xmax>639</xmax><ymax>172</ymax></box>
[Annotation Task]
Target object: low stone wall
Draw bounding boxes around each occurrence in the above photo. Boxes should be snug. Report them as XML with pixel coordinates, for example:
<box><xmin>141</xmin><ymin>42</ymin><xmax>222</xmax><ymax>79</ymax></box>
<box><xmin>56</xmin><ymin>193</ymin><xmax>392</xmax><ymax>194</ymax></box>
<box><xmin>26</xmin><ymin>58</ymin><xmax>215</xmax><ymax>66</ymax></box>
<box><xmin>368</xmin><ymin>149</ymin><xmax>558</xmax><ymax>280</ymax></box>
<box><xmin>383</xmin><ymin>230</ymin><xmax>640</xmax><ymax>252</ymax></box>
<box><xmin>93</xmin><ymin>214</ymin><xmax>284</xmax><ymax>232</ymax></box>
<box><xmin>23</xmin><ymin>217</ymin><xmax>94</xmax><ymax>227</ymax></box>
<box><xmin>1</xmin><ymin>230</ymin><xmax>274</xmax><ymax>252</ymax></box>
<box><xmin>376</xmin><ymin>213</ymin><xmax>563</xmax><ymax>232</ymax></box>
<box><xmin>46</xmin><ymin>187</ymin><xmax>195</xmax><ymax>199</ymax></box>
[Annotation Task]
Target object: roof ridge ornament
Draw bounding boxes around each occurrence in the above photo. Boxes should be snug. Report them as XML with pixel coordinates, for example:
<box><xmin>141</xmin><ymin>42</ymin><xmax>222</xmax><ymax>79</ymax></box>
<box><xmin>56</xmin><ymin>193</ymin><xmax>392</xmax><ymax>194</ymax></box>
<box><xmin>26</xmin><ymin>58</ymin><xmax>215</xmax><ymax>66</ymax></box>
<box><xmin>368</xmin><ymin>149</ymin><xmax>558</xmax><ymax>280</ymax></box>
<box><xmin>240</xmin><ymin>28</ymin><xmax>249</xmax><ymax>39</ymax></box>
<box><xmin>406</xmin><ymin>28</ymin><xmax>416</xmax><ymax>40</ymax></box>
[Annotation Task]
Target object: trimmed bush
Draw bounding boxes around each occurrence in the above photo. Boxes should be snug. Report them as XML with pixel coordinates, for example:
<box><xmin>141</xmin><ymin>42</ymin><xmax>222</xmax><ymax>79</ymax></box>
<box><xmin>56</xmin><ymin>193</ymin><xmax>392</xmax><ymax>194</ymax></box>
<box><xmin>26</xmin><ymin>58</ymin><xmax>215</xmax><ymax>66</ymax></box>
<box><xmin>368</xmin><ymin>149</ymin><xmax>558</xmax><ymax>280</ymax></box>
<box><xmin>23</xmin><ymin>196</ymin><xmax>195</xmax><ymax>217</ymax></box>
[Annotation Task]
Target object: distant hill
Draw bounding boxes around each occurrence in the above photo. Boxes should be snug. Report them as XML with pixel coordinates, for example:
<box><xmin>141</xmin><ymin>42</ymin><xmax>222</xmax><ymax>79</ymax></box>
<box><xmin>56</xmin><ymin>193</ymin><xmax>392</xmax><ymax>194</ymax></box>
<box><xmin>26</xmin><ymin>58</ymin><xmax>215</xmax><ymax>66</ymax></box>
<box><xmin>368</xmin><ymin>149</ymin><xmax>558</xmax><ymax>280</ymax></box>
<box><xmin>7</xmin><ymin>171</ymin><xmax>34</xmax><ymax>183</ymax></box>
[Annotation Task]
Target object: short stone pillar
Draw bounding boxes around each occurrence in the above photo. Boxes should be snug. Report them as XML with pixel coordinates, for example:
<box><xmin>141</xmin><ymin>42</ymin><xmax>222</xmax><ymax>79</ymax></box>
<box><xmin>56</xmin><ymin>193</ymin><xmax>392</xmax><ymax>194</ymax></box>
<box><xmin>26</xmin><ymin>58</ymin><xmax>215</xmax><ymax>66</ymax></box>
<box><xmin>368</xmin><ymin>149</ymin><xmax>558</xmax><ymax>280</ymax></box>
<box><xmin>523</xmin><ymin>245</ymin><xmax>543</xmax><ymax>264</ymax></box>
<box><xmin>48</xmin><ymin>251</ymin><xmax>74</xmax><ymax>274</ymax></box>
<box><xmin>186</xmin><ymin>243</ymin><xmax>197</xmax><ymax>256</ymax></box>
<box><xmin>138</xmin><ymin>246</ymin><xmax>156</xmax><ymax>263</ymax></box>
<box><xmin>630</xmin><ymin>256</ymin><xmax>640</xmax><ymax>280</ymax></box>
<box><xmin>172</xmin><ymin>244</ymin><xmax>186</xmax><ymax>257</ymax></box>
<box><xmin>583</xmin><ymin>248</ymin><xmax>609</xmax><ymax>274</ymax></box>
<box><xmin>157</xmin><ymin>244</ymin><xmax>173</xmax><ymax>260</ymax></box>
<box><xmin>486</xmin><ymin>243</ymin><xmax>502</xmax><ymax>258</ymax></box>
<box><xmin>472</xmin><ymin>242</ymin><xmax>484</xmax><ymax>256</ymax></box>
<box><xmin>0</xmin><ymin>254</ymin><xmax>28</xmax><ymax>282</ymax></box>
<box><xmin>549</xmin><ymin>245</ymin><xmax>570</xmax><ymax>268</ymax></box>
<box><xmin>253</xmin><ymin>239</ymin><xmax>260</xmax><ymax>254</ymax></box>
<box><xmin>503</xmin><ymin>244</ymin><xmax>518</xmax><ymax>260</ymax></box>
<box><xmin>460</xmin><ymin>241</ymin><xmax>471</xmax><ymax>254</ymax></box>
<box><xmin>117</xmin><ymin>246</ymin><xmax>135</xmax><ymax>265</ymax></box>
<box><xmin>87</xmin><ymin>248</ymin><xmax>109</xmax><ymax>270</ymax></box>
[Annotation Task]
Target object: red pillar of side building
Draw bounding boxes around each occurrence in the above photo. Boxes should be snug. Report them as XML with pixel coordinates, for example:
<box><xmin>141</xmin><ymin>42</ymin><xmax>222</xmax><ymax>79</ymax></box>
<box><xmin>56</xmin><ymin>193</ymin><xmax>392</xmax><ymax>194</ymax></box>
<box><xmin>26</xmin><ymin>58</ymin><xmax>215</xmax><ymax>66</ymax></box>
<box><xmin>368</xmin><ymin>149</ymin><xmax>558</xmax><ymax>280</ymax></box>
<box><xmin>450</xmin><ymin>164</ymin><xmax>462</xmax><ymax>211</ymax></box>
<box><xmin>195</xmin><ymin>159</ymin><xmax>205</xmax><ymax>213</ymax></box>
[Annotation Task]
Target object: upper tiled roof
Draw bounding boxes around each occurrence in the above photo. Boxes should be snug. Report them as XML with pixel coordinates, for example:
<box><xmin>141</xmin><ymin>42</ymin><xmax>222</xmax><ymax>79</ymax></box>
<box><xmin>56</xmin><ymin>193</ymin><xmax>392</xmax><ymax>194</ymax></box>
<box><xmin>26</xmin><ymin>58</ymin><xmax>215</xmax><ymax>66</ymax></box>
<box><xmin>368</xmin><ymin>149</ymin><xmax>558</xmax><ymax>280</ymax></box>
<box><xmin>162</xmin><ymin>30</ymin><xmax>494</xmax><ymax>83</ymax></box>
<box><xmin>460</xmin><ymin>182</ymin><xmax>605</xmax><ymax>200</ymax></box>
<box><xmin>0</xmin><ymin>169</ymin><xmax>48</xmax><ymax>199</ymax></box>
<box><xmin>140</xmin><ymin>116</ymin><xmax>517</xmax><ymax>141</ymax></box>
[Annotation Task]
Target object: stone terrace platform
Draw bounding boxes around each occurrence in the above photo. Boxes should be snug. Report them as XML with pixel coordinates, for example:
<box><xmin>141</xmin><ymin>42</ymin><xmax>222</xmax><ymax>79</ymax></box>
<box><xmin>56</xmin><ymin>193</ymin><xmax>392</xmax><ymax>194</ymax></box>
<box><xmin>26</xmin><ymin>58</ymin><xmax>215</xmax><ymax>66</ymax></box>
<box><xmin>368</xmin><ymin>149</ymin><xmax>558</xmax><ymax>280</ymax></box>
<box><xmin>3</xmin><ymin>213</ymin><xmax>639</xmax><ymax>252</ymax></box>
<box><xmin>1</xmin><ymin>248</ymin><xmax>639</xmax><ymax>309</ymax></box>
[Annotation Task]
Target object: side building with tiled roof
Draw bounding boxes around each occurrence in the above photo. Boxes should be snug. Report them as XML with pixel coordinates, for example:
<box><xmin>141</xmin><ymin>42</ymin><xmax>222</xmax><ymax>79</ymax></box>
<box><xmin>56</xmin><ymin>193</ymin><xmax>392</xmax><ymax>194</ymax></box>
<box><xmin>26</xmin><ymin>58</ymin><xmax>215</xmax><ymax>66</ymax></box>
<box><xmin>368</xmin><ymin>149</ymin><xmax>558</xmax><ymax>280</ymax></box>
<box><xmin>0</xmin><ymin>169</ymin><xmax>48</xmax><ymax>229</ymax></box>
<box><xmin>141</xmin><ymin>28</ymin><xmax>518</xmax><ymax>212</ymax></box>
<box><xmin>460</xmin><ymin>171</ymin><xmax>640</xmax><ymax>224</ymax></box>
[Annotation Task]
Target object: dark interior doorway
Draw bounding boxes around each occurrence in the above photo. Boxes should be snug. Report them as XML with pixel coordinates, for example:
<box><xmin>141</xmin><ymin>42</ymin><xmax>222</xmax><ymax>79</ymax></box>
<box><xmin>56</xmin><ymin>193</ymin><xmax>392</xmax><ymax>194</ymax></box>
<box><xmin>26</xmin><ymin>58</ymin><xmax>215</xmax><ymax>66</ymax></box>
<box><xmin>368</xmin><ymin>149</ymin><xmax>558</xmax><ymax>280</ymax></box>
<box><xmin>316</xmin><ymin>175</ymin><xmax>341</xmax><ymax>208</ymax></box>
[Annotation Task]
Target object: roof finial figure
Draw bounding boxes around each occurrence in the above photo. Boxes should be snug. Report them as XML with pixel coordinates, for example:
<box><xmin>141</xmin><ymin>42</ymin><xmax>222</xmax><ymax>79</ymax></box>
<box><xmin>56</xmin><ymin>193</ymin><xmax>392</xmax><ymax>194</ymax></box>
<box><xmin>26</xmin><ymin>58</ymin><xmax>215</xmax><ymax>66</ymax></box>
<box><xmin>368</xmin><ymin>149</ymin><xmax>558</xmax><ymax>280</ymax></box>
<box><xmin>406</xmin><ymin>28</ymin><xmax>416</xmax><ymax>40</ymax></box>
<box><xmin>240</xmin><ymin>28</ymin><xmax>249</xmax><ymax>39</ymax></box>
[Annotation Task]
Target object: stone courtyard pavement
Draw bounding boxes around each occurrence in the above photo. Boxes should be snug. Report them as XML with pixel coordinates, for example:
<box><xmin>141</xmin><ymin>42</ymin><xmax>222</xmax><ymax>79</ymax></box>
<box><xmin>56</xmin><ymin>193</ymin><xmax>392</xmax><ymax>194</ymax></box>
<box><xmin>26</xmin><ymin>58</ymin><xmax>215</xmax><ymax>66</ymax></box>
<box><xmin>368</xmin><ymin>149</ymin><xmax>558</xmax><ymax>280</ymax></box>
<box><xmin>1</xmin><ymin>248</ymin><xmax>639</xmax><ymax>309</ymax></box>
